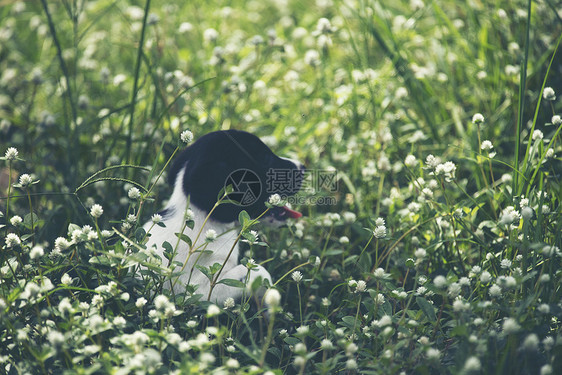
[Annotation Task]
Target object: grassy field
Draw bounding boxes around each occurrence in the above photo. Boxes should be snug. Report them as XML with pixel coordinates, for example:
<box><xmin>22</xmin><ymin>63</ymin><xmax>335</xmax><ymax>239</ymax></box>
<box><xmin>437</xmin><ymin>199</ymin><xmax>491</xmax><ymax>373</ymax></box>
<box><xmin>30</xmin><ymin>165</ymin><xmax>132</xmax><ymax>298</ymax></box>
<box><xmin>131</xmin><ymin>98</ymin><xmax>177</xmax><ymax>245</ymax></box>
<box><xmin>1</xmin><ymin>0</ymin><xmax>561</xmax><ymax>373</ymax></box>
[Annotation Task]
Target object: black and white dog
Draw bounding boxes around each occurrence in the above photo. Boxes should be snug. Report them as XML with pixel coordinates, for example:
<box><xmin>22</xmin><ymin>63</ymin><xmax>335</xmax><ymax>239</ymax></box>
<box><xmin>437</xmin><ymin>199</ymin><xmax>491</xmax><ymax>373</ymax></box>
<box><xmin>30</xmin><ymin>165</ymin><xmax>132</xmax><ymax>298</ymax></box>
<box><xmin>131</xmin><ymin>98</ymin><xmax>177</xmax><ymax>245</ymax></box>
<box><xmin>144</xmin><ymin>130</ymin><xmax>303</xmax><ymax>303</ymax></box>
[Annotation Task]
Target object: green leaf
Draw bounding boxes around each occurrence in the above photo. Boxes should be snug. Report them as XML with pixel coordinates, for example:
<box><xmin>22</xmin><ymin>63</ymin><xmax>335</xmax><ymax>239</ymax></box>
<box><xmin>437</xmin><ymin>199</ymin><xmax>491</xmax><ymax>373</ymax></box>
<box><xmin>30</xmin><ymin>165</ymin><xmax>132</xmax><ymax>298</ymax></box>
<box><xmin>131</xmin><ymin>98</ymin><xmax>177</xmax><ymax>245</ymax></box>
<box><xmin>357</xmin><ymin>251</ymin><xmax>372</xmax><ymax>272</ymax></box>
<box><xmin>416</xmin><ymin>297</ymin><xmax>436</xmax><ymax>322</ymax></box>
<box><xmin>325</xmin><ymin>249</ymin><xmax>343</xmax><ymax>256</ymax></box>
<box><xmin>341</xmin><ymin>315</ymin><xmax>358</xmax><ymax>329</ymax></box>
<box><xmin>185</xmin><ymin>219</ymin><xmax>194</xmax><ymax>230</ymax></box>
<box><xmin>217</xmin><ymin>184</ymin><xmax>234</xmax><ymax>202</ymax></box>
<box><xmin>451</xmin><ymin>324</ymin><xmax>468</xmax><ymax>337</ymax></box>
<box><xmin>284</xmin><ymin>337</ymin><xmax>301</xmax><ymax>346</ymax></box>
<box><xmin>238</xmin><ymin>210</ymin><xmax>250</xmax><ymax>227</ymax></box>
<box><xmin>210</xmin><ymin>262</ymin><xmax>222</xmax><ymax>274</ymax></box>
<box><xmin>217</xmin><ymin>278</ymin><xmax>245</xmax><ymax>288</ymax></box>
<box><xmin>162</xmin><ymin>241</ymin><xmax>173</xmax><ymax>253</ymax></box>
<box><xmin>175</xmin><ymin>232</ymin><xmax>192</xmax><ymax>247</ymax></box>
<box><xmin>134</xmin><ymin>227</ymin><xmax>146</xmax><ymax>242</ymax></box>
<box><xmin>195</xmin><ymin>265</ymin><xmax>211</xmax><ymax>280</ymax></box>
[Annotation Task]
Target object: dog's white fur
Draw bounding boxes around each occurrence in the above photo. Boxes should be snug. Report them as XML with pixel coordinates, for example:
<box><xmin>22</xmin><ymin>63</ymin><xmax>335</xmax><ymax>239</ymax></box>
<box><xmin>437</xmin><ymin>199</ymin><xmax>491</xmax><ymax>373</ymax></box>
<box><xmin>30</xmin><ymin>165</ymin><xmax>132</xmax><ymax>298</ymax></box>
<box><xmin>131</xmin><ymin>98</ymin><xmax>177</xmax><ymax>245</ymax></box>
<box><xmin>144</xmin><ymin>167</ymin><xmax>272</xmax><ymax>304</ymax></box>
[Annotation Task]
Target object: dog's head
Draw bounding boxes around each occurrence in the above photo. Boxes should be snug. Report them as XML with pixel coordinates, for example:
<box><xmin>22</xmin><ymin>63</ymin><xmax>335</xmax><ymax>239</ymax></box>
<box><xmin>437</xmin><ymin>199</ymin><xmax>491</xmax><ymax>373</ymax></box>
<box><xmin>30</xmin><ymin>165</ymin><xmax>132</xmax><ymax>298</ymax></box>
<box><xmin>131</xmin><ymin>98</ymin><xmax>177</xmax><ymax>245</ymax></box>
<box><xmin>168</xmin><ymin>130</ymin><xmax>304</xmax><ymax>223</ymax></box>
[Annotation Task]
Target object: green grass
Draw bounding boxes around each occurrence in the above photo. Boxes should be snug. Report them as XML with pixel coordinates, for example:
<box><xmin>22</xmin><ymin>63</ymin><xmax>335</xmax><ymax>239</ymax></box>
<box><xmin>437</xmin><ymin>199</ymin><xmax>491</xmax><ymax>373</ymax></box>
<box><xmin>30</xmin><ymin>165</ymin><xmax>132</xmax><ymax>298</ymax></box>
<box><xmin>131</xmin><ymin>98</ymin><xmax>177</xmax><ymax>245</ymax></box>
<box><xmin>1</xmin><ymin>0</ymin><xmax>561</xmax><ymax>373</ymax></box>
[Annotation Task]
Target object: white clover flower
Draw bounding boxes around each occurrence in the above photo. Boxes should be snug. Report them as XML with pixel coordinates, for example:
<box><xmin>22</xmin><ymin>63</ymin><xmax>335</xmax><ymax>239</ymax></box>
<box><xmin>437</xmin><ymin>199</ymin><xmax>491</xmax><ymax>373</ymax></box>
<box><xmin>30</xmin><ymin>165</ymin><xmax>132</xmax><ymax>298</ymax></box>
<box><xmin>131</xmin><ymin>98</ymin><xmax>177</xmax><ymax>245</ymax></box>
<box><xmin>542</xmin><ymin>336</ymin><xmax>554</xmax><ymax>351</ymax></box>
<box><xmin>19</xmin><ymin>173</ymin><xmax>33</xmax><ymax>187</ymax></box>
<box><xmin>500</xmin><ymin>259</ymin><xmax>512</xmax><ymax>269</ymax></box>
<box><xmin>503</xmin><ymin>276</ymin><xmax>517</xmax><ymax>288</ymax></box>
<box><xmin>543</xmin><ymin>87</ymin><xmax>556</xmax><ymax>101</ymax></box>
<box><xmin>151</xmin><ymin>214</ymin><xmax>162</xmax><ymax>224</ymax></box>
<box><xmin>339</xmin><ymin>236</ymin><xmax>350</xmax><ymax>244</ymax></box>
<box><xmin>426</xmin><ymin>347</ymin><xmax>441</xmax><ymax>360</ymax></box>
<box><xmin>532</xmin><ymin>129</ymin><xmax>544</xmax><ymax>141</ymax></box>
<box><xmin>378</xmin><ymin>315</ymin><xmax>392</xmax><ymax>327</ymax></box>
<box><xmin>373</xmin><ymin>225</ymin><xmax>387</xmax><ymax>238</ymax></box>
<box><xmin>245</xmin><ymin>258</ymin><xmax>257</xmax><ymax>269</ymax></box>
<box><xmin>355</xmin><ymin>280</ymin><xmax>367</xmax><ymax>293</ymax></box>
<box><xmin>472</xmin><ymin>113</ymin><xmax>485</xmax><ymax>124</ymax></box>
<box><xmin>488</xmin><ymin>284</ymin><xmax>501</xmax><ymax>298</ymax></box>
<box><xmin>537</xmin><ymin>303</ymin><xmax>550</xmax><ymax>314</ymax></box>
<box><xmin>375</xmin><ymin>217</ymin><xmax>385</xmax><ymax>226</ymax></box>
<box><xmin>304</xmin><ymin>49</ymin><xmax>320</xmax><ymax>67</ymax></box>
<box><xmin>294</xmin><ymin>342</ymin><xmax>307</xmax><ymax>354</ymax></box>
<box><xmin>481</xmin><ymin>140</ymin><xmax>493</xmax><ymax>151</ymax></box>
<box><xmin>54</xmin><ymin>237</ymin><xmax>71</xmax><ymax>251</ymax></box>
<box><xmin>463</xmin><ymin>356</ymin><xmax>481</xmax><ymax>372</ymax></box>
<box><xmin>203</xmin><ymin>28</ymin><xmax>219</xmax><ymax>42</ymax></box>
<box><xmin>296</xmin><ymin>325</ymin><xmax>309</xmax><ymax>335</ymax></box>
<box><xmin>178</xmin><ymin>22</ymin><xmax>193</xmax><ymax>33</ymax></box>
<box><xmin>374</xmin><ymin>293</ymin><xmax>386</xmax><ymax>305</ymax></box>
<box><xmin>421</xmin><ymin>187</ymin><xmax>433</xmax><ymax>199</ymax></box>
<box><xmin>128</xmin><ymin>187</ymin><xmax>141</xmax><ymax>200</ymax></box>
<box><xmin>320</xmin><ymin>338</ymin><xmax>333</xmax><ymax>350</ymax></box>
<box><xmin>539</xmin><ymin>274</ymin><xmax>550</xmax><ymax>283</ymax></box>
<box><xmin>405</xmin><ymin>154</ymin><xmax>417</xmax><ymax>168</ymax></box>
<box><xmin>4</xmin><ymin>147</ymin><xmax>18</xmax><ymax>160</ymax></box>
<box><xmin>433</xmin><ymin>275</ymin><xmax>447</xmax><ymax>289</ymax></box>
<box><xmin>315</xmin><ymin>17</ymin><xmax>335</xmax><ymax>34</ymax></box>
<box><xmin>264</xmin><ymin>288</ymin><xmax>281</xmax><ymax>308</ymax></box>
<box><xmin>223</xmin><ymin>297</ymin><xmax>235</xmax><ymax>309</ymax></box>
<box><xmin>47</xmin><ymin>330</ymin><xmax>65</xmax><ymax>347</ymax></box>
<box><xmin>521</xmin><ymin>333</ymin><xmax>539</xmax><ymax>351</ymax></box>
<box><xmin>294</xmin><ymin>356</ymin><xmax>306</xmax><ymax>368</ymax></box>
<box><xmin>5</xmin><ymin>233</ymin><xmax>21</xmax><ymax>248</ymax></box>
<box><xmin>552</xmin><ymin>115</ymin><xmax>561</xmax><ymax>125</ymax></box>
<box><xmin>9</xmin><ymin>215</ymin><xmax>22</xmax><ymax>226</ymax></box>
<box><xmin>29</xmin><ymin>246</ymin><xmax>44</xmax><ymax>260</ymax></box>
<box><xmin>541</xmin><ymin>364</ymin><xmax>553</xmax><ymax>375</ymax></box>
<box><xmin>502</xmin><ymin>317</ymin><xmax>520</xmax><ymax>335</ymax></box>
<box><xmin>415</xmin><ymin>248</ymin><xmax>427</xmax><ymax>259</ymax></box>
<box><xmin>205</xmin><ymin>229</ymin><xmax>217</xmax><ymax>242</ymax></box>
<box><xmin>154</xmin><ymin>295</ymin><xmax>170</xmax><ymax>310</ymax></box>
<box><xmin>60</xmin><ymin>273</ymin><xmax>72</xmax><ymax>285</ymax></box>
<box><xmin>180</xmin><ymin>130</ymin><xmax>193</xmax><ymax>144</ymax></box>
<box><xmin>434</xmin><ymin>161</ymin><xmax>456</xmax><ymax>181</ymax></box>
<box><xmin>90</xmin><ymin>204</ymin><xmax>103</xmax><ymax>218</ymax></box>
<box><xmin>373</xmin><ymin>267</ymin><xmax>390</xmax><ymax>279</ymax></box>
<box><xmin>448</xmin><ymin>282</ymin><xmax>461</xmax><ymax>297</ymax></box>
<box><xmin>545</xmin><ymin>148</ymin><xmax>554</xmax><ymax>158</ymax></box>
<box><xmin>480</xmin><ymin>271</ymin><xmax>492</xmax><ymax>283</ymax></box>
<box><xmin>321</xmin><ymin>297</ymin><xmax>331</xmax><ymax>306</ymax></box>
<box><xmin>343</xmin><ymin>212</ymin><xmax>356</xmax><ymax>223</ymax></box>
<box><xmin>377</xmin><ymin>153</ymin><xmax>391</xmax><ymax>171</ymax></box>
<box><xmin>346</xmin><ymin>342</ymin><xmax>358</xmax><ymax>356</ymax></box>
<box><xmin>225</xmin><ymin>358</ymin><xmax>239</xmax><ymax>369</ymax></box>
<box><xmin>268</xmin><ymin>193</ymin><xmax>282</xmax><ymax>206</ymax></box>
<box><xmin>292</xmin><ymin>271</ymin><xmax>303</xmax><ymax>283</ymax></box>
<box><xmin>206</xmin><ymin>304</ymin><xmax>220</xmax><ymax>317</ymax></box>
<box><xmin>185</xmin><ymin>209</ymin><xmax>194</xmax><ymax>221</ymax></box>
<box><xmin>499</xmin><ymin>206</ymin><xmax>520</xmax><ymax>226</ymax></box>
<box><xmin>346</xmin><ymin>358</ymin><xmax>358</xmax><ymax>369</ymax></box>
<box><xmin>453</xmin><ymin>299</ymin><xmax>469</xmax><ymax>312</ymax></box>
